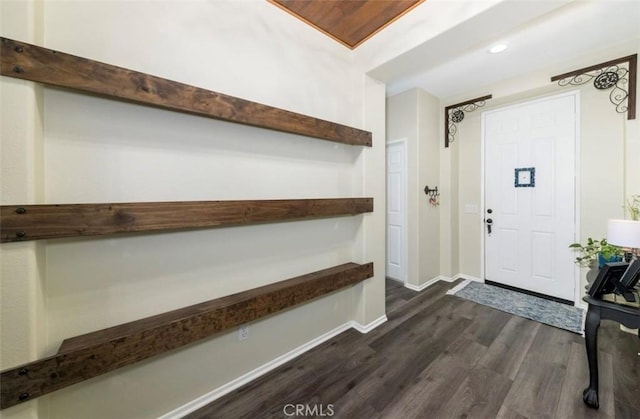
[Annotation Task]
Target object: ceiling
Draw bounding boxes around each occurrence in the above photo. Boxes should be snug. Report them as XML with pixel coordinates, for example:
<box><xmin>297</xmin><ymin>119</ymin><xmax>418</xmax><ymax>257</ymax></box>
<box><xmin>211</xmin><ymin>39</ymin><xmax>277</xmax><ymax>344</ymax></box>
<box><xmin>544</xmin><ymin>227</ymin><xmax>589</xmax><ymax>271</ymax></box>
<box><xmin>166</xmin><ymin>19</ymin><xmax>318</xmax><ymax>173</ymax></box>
<box><xmin>268</xmin><ymin>0</ymin><xmax>639</xmax><ymax>99</ymax></box>
<box><xmin>369</xmin><ymin>0</ymin><xmax>640</xmax><ymax>98</ymax></box>
<box><xmin>268</xmin><ymin>0</ymin><xmax>424</xmax><ymax>49</ymax></box>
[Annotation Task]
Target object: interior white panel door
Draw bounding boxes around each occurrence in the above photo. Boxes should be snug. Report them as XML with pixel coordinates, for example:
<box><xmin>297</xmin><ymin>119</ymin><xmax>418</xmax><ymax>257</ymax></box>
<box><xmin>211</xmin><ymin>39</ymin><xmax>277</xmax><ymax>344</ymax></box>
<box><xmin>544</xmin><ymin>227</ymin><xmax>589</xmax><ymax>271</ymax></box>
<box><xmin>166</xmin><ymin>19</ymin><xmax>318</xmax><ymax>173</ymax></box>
<box><xmin>386</xmin><ymin>141</ymin><xmax>407</xmax><ymax>282</ymax></box>
<box><xmin>484</xmin><ymin>93</ymin><xmax>577</xmax><ymax>301</ymax></box>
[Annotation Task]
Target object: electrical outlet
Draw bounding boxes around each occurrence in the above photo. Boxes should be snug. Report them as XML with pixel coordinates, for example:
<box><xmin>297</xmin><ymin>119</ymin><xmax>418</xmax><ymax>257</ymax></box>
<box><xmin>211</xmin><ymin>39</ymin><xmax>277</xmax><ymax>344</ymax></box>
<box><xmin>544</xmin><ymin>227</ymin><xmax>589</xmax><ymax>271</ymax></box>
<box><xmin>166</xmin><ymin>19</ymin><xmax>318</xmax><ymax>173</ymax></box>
<box><xmin>238</xmin><ymin>325</ymin><xmax>249</xmax><ymax>341</ymax></box>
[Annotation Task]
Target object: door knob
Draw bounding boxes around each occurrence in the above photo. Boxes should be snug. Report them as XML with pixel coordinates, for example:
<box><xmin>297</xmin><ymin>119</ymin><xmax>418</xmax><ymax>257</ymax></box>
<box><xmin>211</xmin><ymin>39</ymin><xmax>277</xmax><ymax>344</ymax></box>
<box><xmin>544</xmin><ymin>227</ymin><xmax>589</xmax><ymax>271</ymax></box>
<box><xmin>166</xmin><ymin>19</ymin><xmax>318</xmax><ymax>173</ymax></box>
<box><xmin>485</xmin><ymin>218</ymin><xmax>493</xmax><ymax>235</ymax></box>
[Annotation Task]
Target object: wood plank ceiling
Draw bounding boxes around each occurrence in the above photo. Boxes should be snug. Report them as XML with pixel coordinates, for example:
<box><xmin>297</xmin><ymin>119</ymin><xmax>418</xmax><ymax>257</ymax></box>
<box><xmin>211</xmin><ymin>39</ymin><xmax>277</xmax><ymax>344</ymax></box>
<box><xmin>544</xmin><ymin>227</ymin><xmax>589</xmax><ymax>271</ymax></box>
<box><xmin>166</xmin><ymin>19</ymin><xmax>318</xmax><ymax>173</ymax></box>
<box><xmin>268</xmin><ymin>0</ymin><xmax>425</xmax><ymax>49</ymax></box>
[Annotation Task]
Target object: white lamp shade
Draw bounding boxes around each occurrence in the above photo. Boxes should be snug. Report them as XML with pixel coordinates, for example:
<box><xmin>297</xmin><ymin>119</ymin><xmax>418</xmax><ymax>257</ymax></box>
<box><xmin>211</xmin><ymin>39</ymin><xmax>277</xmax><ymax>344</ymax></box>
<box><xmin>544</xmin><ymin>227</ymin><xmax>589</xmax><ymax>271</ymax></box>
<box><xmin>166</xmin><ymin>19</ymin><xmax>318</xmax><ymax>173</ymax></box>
<box><xmin>607</xmin><ymin>219</ymin><xmax>640</xmax><ymax>248</ymax></box>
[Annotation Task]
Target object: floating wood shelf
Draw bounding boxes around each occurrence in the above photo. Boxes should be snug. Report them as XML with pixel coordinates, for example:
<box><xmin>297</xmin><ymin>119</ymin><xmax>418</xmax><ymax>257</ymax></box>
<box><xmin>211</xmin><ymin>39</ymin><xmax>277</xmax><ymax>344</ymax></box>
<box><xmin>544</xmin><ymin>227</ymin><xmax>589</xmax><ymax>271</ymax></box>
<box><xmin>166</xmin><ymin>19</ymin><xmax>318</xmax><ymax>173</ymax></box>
<box><xmin>0</xmin><ymin>262</ymin><xmax>374</xmax><ymax>409</ymax></box>
<box><xmin>0</xmin><ymin>37</ymin><xmax>372</xmax><ymax>146</ymax></box>
<box><xmin>0</xmin><ymin>198</ymin><xmax>373</xmax><ymax>243</ymax></box>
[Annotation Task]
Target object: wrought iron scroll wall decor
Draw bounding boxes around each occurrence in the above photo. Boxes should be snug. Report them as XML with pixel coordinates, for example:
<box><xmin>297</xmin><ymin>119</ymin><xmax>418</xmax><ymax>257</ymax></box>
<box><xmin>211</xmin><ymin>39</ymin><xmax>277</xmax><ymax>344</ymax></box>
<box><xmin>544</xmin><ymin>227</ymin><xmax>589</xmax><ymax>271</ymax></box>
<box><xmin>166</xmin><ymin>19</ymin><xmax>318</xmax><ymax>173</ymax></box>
<box><xmin>445</xmin><ymin>95</ymin><xmax>492</xmax><ymax>147</ymax></box>
<box><xmin>551</xmin><ymin>54</ymin><xmax>637</xmax><ymax>120</ymax></box>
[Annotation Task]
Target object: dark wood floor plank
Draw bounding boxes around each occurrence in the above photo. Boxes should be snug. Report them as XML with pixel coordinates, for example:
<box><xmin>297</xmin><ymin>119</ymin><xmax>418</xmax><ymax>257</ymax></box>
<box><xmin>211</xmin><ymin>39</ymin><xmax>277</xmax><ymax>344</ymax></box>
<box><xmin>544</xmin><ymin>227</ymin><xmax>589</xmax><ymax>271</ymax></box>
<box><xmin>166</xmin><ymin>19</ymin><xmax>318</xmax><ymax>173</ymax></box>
<box><xmin>378</xmin><ymin>344</ymin><xmax>469</xmax><ymax>418</ymax></box>
<box><xmin>374</xmin><ymin>280</ymin><xmax>453</xmax><ymax>332</ymax></box>
<box><xmin>479</xmin><ymin>316</ymin><xmax>540</xmax><ymax>380</ymax></box>
<box><xmin>368</xmin><ymin>296</ymin><xmax>458</xmax><ymax>352</ymax></box>
<box><xmin>354</xmin><ymin>298</ymin><xmax>473</xmax><ymax>412</ymax></box>
<box><xmin>362</xmin><ymin>285</ymin><xmax>455</xmax><ymax>350</ymax></box>
<box><xmin>385</xmin><ymin>278</ymin><xmax>416</xmax><ymax>313</ymax></box>
<box><xmin>287</xmin><ymin>363</ymin><xmax>377</xmax><ymax>416</ymax></box>
<box><xmin>610</xmin><ymin>325</ymin><xmax>640</xmax><ymax>409</ymax></box>
<box><xmin>382</xmin><ymin>335</ymin><xmax>497</xmax><ymax>418</ymax></box>
<box><xmin>370</xmin><ymin>318</ymin><xmax>474</xmax><ymax>414</ymax></box>
<box><xmin>526</xmin><ymin>323</ymin><xmax>581</xmax><ymax>366</ymax></box>
<box><xmin>462</xmin><ymin>303</ymin><xmax>513</xmax><ymax>347</ymax></box>
<box><xmin>496</xmin><ymin>405</ymin><xmax>531</xmax><ymax>419</ymax></box>
<box><xmin>185</xmin><ymin>357</ymin><xmax>326</xmax><ymax>418</ymax></box>
<box><xmin>434</xmin><ymin>335</ymin><xmax>489</xmax><ymax>369</ymax></box>
<box><xmin>615</xmin><ymin>401</ymin><xmax>640</xmax><ymax>419</ymax></box>
<box><xmin>187</xmin><ymin>281</ymin><xmax>639</xmax><ymax>419</ymax></box>
<box><xmin>186</xmin><ymin>331</ymin><xmax>374</xmax><ymax>419</ymax></box>
<box><xmin>499</xmin><ymin>335</ymin><xmax>568</xmax><ymax>419</ymax></box>
<box><xmin>439</xmin><ymin>366</ymin><xmax>513</xmax><ymax>419</ymax></box>
<box><xmin>455</xmin><ymin>297</ymin><xmax>494</xmax><ymax>319</ymax></box>
<box><xmin>597</xmin><ymin>323</ymin><xmax>620</xmax><ymax>355</ymax></box>
<box><xmin>291</xmin><ymin>343</ymin><xmax>381</xmax><ymax>409</ymax></box>
<box><xmin>332</xmin><ymin>391</ymin><xmax>380</xmax><ymax>419</ymax></box>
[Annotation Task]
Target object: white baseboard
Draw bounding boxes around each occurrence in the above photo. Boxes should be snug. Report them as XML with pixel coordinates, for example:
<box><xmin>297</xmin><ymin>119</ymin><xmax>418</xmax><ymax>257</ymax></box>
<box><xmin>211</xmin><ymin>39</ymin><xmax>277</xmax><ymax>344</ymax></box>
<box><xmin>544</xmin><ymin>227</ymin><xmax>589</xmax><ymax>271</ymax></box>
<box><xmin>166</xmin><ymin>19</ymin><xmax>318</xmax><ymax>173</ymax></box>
<box><xmin>452</xmin><ymin>273</ymin><xmax>483</xmax><ymax>282</ymax></box>
<box><xmin>404</xmin><ymin>280</ymin><xmax>435</xmax><ymax>292</ymax></box>
<box><xmin>444</xmin><ymin>274</ymin><xmax>485</xmax><ymax>295</ymax></box>
<box><xmin>404</xmin><ymin>275</ymin><xmax>451</xmax><ymax>291</ymax></box>
<box><xmin>445</xmin><ymin>278</ymin><xmax>473</xmax><ymax>295</ymax></box>
<box><xmin>351</xmin><ymin>315</ymin><xmax>387</xmax><ymax>333</ymax></box>
<box><xmin>159</xmin><ymin>317</ymin><xmax>386</xmax><ymax>418</ymax></box>
<box><xmin>403</xmin><ymin>274</ymin><xmax>479</xmax><ymax>292</ymax></box>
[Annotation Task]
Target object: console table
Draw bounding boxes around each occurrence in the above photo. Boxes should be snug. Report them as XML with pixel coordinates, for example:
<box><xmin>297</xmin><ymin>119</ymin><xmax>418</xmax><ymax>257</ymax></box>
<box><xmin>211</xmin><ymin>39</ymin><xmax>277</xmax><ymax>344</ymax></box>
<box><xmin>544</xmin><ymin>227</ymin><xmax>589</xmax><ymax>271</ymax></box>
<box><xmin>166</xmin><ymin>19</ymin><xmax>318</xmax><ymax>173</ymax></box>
<box><xmin>582</xmin><ymin>293</ymin><xmax>640</xmax><ymax>409</ymax></box>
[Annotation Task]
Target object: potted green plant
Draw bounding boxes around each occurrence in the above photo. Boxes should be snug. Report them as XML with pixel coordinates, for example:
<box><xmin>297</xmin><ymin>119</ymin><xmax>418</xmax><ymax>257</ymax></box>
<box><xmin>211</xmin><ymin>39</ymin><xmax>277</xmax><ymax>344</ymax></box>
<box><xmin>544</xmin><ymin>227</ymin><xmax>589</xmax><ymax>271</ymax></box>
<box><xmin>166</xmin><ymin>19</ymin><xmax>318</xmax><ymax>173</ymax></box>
<box><xmin>569</xmin><ymin>238</ymin><xmax>623</xmax><ymax>268</ymax></box>
<box><xmin>569</xmin><ymin>238</ymin><xmax>623</xmax><ymax>286</ymax></box>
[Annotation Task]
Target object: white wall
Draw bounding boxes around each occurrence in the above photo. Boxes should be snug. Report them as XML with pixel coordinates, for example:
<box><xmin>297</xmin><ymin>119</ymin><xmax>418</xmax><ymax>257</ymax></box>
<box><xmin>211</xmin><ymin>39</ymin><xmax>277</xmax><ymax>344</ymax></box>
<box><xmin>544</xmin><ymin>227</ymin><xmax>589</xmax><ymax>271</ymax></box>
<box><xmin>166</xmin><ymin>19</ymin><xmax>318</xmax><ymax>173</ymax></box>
<box><xmin>353</xmin><ymin>75</ymin><xmax>387</xmax><ymax>327</ymax></box>
<box><xmin>417</xmin><ymin>90</ymin><xmax>441</xmax><ymax>283</ymax></box>
<box><xmin>386</xmin><ymin>88</ymin><xmax>440</xmax><ymax>287</ymax></box>
<box><xmin>0</xmin><ymin>1</ymin><xmax>385</xmax><ymax>418</ymax></box>
<box><xmin>454</xmin><ymin>113</ymin><xmax>482</xmax><ymax>278</ymax></box>
<box><xmin>441</xmin><ymin>106</ymin><xmax>461</xmax><ymax>279</ymax></box>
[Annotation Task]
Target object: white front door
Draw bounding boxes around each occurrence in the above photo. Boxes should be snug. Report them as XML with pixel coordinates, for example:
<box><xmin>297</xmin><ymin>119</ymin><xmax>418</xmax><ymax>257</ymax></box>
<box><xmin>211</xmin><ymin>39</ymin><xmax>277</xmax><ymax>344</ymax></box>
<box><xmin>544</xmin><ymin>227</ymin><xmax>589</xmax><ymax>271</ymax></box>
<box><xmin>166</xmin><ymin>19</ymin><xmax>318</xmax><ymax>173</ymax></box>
<box><xmin>484</xmin><ymin>92</ymin><xmax>578</xmax><ymax>301</ymax></box>
<box><xmin>386</xmin><ymin>140</ymin><xmax>407</xmax><ymax>282</ymax></box>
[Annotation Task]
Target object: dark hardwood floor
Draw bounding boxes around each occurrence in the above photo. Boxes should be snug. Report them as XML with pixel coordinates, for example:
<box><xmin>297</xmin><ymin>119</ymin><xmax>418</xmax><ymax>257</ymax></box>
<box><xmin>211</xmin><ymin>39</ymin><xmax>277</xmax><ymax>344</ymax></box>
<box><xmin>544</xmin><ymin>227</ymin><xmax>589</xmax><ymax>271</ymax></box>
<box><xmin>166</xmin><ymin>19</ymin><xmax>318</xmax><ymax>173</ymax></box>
<box><xmin>186</xmin><ymin>278</ymin><xmax>639</xmax><ymax>419</ymax></box>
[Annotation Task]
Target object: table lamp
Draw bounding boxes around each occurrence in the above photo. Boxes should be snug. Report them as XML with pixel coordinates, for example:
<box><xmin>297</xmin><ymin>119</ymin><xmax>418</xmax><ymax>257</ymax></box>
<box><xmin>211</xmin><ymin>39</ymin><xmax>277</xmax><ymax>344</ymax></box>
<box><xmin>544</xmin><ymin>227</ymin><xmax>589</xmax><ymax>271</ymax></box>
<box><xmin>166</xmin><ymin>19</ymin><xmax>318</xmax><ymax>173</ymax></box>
<box><xmin>607</xmin><ymin>219</ymin><xmax>640</xmax><ymax>300</ymax></box>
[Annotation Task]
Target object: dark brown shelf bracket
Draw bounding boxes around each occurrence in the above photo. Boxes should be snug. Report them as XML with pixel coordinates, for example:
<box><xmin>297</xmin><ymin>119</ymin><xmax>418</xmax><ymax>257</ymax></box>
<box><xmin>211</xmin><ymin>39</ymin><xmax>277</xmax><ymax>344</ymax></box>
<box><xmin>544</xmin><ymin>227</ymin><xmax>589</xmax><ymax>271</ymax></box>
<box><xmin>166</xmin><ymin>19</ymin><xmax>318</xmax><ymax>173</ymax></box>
<box><xmin>551</xmin><ymin>54</ymin><xmax>637</xmax><ymax>120</ymax></box>
<box><xmin>0</xmin><ymin>198</ymin><xmax>373</xmax><ymax>243</ymax></box>
<box><xmin>0</xmin><ymin>262</ymin><xmax>374</xmax><ymax>409</ymax></box>
<box><xmin>0</xmin><ymin>37</ymin><xmax>371</xmax><ymax>146</ymax></box>
<box><xmin>444</xmin><ymin>95</ymin><xmax>492</xmax><ymax>148</ymax></box>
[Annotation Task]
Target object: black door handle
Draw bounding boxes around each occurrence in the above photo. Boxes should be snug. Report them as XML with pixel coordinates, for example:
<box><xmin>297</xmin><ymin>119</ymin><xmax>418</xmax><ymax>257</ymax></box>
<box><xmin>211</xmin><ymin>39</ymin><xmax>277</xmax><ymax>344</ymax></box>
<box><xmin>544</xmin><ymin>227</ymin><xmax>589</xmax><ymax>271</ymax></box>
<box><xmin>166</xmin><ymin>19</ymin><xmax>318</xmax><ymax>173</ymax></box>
<box><xmin>486</xmin><ymin>218</ymin><xmax>493</xmax><ymax>235</ymax></box>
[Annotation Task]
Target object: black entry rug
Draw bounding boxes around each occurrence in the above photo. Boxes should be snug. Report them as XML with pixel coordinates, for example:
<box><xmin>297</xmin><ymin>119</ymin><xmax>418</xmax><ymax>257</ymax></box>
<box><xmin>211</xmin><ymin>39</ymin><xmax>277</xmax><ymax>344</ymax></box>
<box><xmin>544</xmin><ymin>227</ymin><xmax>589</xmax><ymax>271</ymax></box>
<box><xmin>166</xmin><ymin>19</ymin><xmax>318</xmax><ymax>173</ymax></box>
<box><xmin>447</xmin><ymin>279</ymin><xmax>584</xmax><ymax>334</ymax></box>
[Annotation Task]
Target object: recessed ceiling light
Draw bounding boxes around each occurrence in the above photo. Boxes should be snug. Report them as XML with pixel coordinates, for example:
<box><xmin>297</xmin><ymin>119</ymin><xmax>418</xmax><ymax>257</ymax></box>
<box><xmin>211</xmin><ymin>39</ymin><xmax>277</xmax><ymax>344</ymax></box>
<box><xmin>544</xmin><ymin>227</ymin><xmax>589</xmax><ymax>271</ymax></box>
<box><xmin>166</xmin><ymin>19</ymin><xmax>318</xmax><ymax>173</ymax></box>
<box><xmin>489</xmin><ymin>44</ymin><xmax>507</xmax><ymax>54</ymax></box>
